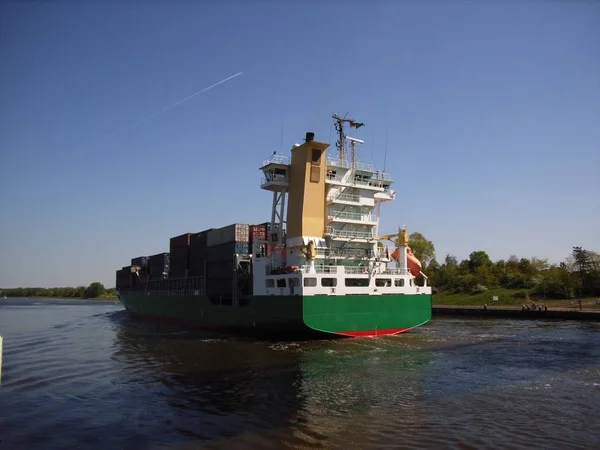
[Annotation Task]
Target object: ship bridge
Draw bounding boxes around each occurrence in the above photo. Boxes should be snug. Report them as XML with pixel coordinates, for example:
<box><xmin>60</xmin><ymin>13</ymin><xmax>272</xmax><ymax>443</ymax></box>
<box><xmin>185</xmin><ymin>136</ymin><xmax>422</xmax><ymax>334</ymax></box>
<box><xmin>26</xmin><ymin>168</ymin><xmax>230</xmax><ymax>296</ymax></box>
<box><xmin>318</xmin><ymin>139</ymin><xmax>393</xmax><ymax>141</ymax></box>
<box><xmin>260</xmin><ymin>153</ymin><xmax>290</xmax><ymax>191</ymax></box>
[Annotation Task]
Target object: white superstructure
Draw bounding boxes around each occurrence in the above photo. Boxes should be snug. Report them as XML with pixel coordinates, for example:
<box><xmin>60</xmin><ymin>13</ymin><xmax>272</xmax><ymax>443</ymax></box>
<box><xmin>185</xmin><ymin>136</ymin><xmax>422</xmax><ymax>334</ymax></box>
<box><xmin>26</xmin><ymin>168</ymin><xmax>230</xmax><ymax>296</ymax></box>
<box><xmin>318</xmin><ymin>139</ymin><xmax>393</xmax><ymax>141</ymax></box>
<box><xmin>253</xmin><ymin>114</ymin><xmax>431</xmax><ymax>298</ymax></box>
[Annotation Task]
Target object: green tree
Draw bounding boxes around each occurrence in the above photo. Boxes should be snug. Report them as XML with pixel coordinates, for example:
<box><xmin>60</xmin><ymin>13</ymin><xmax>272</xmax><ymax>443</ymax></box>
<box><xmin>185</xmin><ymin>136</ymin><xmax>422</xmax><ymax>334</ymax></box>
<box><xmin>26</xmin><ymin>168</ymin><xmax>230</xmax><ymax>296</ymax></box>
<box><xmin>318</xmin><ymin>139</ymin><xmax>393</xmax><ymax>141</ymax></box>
<box><xmin>84</xmin><ymin>282</ymin><xmax>106</xmax><ymax>299</ymax></box>
<box><xmin>468</xmin><ymin>251</ymin><xmax>492</xmax><ymax>273</ymax></box>
<box><xmin>444</xmin><ymin>254</ymin><xmax>458</xmax><ymax>267</ymax></box>
<box><xmin>408</xmin><ymin>232</ymin><xmax>436</xmax><ymax>268</ymax></box>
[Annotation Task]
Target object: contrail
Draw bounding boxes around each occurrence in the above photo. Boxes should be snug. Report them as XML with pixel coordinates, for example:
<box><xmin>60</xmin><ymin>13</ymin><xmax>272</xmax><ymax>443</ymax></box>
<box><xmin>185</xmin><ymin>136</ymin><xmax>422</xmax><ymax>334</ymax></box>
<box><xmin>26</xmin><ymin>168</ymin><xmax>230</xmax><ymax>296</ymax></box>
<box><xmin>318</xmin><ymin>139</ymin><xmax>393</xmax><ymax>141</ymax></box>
<box><xmin>108</xmin><ymin>71</ymin><xmax>243</xmax><ymax>135</ymax></box>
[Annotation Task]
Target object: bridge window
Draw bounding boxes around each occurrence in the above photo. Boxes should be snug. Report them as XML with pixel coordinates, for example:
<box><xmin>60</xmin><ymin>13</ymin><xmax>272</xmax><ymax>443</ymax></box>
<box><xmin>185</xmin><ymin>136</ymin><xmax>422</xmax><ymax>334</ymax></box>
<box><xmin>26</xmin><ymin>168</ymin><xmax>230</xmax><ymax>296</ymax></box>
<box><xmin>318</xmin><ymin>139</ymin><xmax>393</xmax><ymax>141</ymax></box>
<box><xmin>394</xmin><ymin>278</ymin><xmax>405</xmax><ymax>287</ymax></box>
<box><xmin>304</xmin><ymin>277</ymin><xmax>317</xmax><ymax>287</ymax></box>
<box><xmin>276</xmin><ymin>278</ymin><xmax>286</xmax><ymax>288</ymax></box>
<box><xmin>322</xmin><ymin>277</ymin><xmax>337</xmax><ymax>287</ymax></box>
<box><xmin>266</xmin><ymin>279</ymin><xmax>275</xmax><ymax>288</ymax></box>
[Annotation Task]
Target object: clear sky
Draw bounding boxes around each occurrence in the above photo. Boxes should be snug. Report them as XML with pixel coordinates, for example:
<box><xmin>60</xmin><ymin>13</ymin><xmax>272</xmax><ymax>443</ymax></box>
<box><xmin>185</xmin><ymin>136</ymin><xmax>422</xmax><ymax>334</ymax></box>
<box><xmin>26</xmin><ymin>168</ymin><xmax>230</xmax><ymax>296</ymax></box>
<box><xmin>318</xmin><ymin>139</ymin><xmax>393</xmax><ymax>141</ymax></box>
<box><xmin>1</xmin><ymin>1</ymin><xmax>598</xmax><ymax>288</ymax></box>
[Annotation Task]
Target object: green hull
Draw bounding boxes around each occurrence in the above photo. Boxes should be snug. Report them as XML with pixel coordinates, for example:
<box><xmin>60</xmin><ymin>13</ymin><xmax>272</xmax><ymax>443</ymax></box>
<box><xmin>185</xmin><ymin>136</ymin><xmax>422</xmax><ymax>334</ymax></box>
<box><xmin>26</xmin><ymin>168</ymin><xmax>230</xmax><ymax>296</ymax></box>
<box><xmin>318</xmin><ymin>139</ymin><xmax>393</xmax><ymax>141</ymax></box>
<box><xmin>119</xmin><ymin>293</ymin><xmax>432</xmax><ymax>337</ymax></box>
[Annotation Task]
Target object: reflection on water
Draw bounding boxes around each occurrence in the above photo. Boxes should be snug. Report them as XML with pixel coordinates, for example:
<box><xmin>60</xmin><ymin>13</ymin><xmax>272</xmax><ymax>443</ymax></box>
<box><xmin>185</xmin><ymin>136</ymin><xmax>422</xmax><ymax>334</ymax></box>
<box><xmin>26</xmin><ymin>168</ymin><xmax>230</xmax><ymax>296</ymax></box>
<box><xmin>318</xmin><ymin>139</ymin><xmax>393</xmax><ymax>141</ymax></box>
<box><xmin>0</xmin><ymin>299</ymin><xmax>599</xmax><ymax>449</ymax></box>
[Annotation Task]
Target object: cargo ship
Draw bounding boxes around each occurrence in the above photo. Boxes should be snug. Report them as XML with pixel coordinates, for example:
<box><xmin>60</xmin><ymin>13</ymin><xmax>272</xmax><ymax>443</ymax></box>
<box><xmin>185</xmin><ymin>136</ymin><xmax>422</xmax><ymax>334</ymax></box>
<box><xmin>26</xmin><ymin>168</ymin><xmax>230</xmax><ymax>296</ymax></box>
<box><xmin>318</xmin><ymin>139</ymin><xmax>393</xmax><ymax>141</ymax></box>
<box><xmin>116</xmin><ymin>114</ymin><xmax>432</xmax><ymax>337</ymax></box>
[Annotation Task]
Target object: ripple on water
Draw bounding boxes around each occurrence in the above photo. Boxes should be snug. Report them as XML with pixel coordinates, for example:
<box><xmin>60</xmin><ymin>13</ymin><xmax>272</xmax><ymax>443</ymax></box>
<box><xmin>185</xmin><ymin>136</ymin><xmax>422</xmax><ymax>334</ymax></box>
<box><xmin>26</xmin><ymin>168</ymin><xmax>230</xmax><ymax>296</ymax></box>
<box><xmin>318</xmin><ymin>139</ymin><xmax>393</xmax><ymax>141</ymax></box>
<box><xmin>1</xmin><ymin>305</ymin><xmax>599</xmax><ymax>449</ymax></box>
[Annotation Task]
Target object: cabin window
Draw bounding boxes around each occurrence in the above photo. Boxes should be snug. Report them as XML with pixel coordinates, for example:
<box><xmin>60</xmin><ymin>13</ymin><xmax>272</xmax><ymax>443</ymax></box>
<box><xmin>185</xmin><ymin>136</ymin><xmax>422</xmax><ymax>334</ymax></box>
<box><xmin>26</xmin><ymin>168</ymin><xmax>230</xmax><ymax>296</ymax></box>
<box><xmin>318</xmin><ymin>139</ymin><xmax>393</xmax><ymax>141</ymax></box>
<box><xmin>375</xmin><ymin>278</ymin><xmax>392</xmax><ymax>287</ymax></box>
<box><xmin>289</xmin><ymin>278</ymin><xmax>299</xmax><ymax>287</ymax></box>
<box><xmin>276</xmin><ymin>278</ymin><xmax>286</xmax><ymax>288</ymax></box>
<box><xmin>321</xmin><ymin>277</ymin><xmax>337</xmax><ymax>287</ymax></box>
<box><xmin>394</xmin><ymin>278</ymin><xmax>405</xmax><ymax>287</ymax></box>
<box><xmin>345</xmin><ymin>278</ymin><xmax>369</xmax><ymax>287</ymax></box>
<box><xmin>304</xmin><ymin>277</ymin><xmax>317</xmax><ymax>287</ymax></box>
<box><xmin>266</xmin><ymin>279</ymin><xmax>275</xmax><ymax>288</ymax></box>
<box><xmin>409</xmin><ymin>279</ymin><xmax>413</xmax><ymax>287</ymax></box>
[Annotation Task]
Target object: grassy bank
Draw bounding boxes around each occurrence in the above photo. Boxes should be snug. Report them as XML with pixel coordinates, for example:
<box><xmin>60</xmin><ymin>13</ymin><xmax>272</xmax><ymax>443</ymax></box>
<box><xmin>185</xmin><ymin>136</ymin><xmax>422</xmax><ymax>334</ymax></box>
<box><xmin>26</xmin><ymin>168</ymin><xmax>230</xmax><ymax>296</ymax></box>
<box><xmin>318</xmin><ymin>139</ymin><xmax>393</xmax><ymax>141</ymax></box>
<box><xmin>433</xmin><ymin>287</ymin><xmax>600</xmax><ymax>310</ymax></box>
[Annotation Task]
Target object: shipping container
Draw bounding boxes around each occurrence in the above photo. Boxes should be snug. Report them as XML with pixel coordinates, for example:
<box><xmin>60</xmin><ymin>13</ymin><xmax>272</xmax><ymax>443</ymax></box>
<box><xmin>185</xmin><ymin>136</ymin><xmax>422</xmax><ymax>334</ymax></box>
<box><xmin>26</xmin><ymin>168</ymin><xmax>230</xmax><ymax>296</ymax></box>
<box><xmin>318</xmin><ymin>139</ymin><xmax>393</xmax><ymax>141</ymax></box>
<box><xmin>131</xmin><ymin>256</ymin><xmax>149</xmax><ymax>267</ymax></box>
<box><xmin>117</xmin><ymin>266</ymin><xmax>134</xmax><ymax>290</ymax></box>
<box><xmin>170</xmin><ymin>233</ymin><xmax>192</xmax><ymax>250</ymax></box>
<box><xmin>206</xmin><ymin>242</ymin><xmax>249</xmax><ymax>261</ymax></box>
<box><xmin>188</xmin><ymin>230</ymin><xmax>211</xmax><ymax>277</ymax></box>
<box><xmin>205</xmin><ymin>274</ymin><xmax>252</xmax><ymax>297</ymax></box>
<box><xmin>207</xmin><ymin>223</ymin><xmax>249</xmax><ymax>247</ymax></box>
<box><xmin>149</xmin><ymin>264</ymin><xmax>169</xmax><ymax>279</ymax></box>
<box><xmin>250</xmin><ymin>222</ymin><xmax>271</xmax><ymax>241</ymax></box>
<box><xmin>189</xmin><ymin>229</ymin><xmax>211</xmax><ymax>268</ymax></box>
<box><xmin>188</xmin><ymin>258</ymin><xmax>206</xmax><ymax>277</ymax></box>
<box><xmin>169</xmin><ymin>235</ymin><xmax>191</xmax><ymax>278</ymax></box>
<box><xmin>206</xmin><ymin>259</ymin><xmax>237</xmax><ymax>278</ymax></box>
<box><xmin>169</xmin><ymin>264</ymin><xmax>187</xmax><ymax>279</ymax></box>
<box><xmin>149</xmin><ymin>252</ymin><xmax>170</xmax><ymax>266</ymax></box>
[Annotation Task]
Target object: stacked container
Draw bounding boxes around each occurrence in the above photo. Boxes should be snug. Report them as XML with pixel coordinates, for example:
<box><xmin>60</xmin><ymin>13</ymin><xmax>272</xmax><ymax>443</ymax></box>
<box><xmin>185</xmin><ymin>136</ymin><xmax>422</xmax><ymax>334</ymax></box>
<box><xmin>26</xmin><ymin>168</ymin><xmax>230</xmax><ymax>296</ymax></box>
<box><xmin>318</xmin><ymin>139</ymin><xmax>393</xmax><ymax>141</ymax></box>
<box><xmin>131</xmin><ymin>267</ymin><xmax>150</xmax><ymax>289</ymax></box>
<box><xmin>249</xmin><ymin>222</ymin><xmax>271</xmax><ymax>255</ymax></box>
<box><xmin>131</xmin><ymin>256</ymin><xmax>149</xmax><ymax>267</ymax></box>
<box><xmin>206</xmin><ymin>223</ymin><xmax>249</xmax><ymax>247</ymax></box>
<box><xmin>188</xmin><ymin>229</ymin><xmax>212</xmax><ymax>277</ymax></box>
<box><xmin>169</xmin><ymin>233</ymin><xmax>191</xmax><ymax>278</ymax></box>
<box><xmin>205</xmin><ymin>223</ymin><xmax>250</xmax><ymax>297</ymax></box>
<box><xmin>116</xmin><ymin>266</ymin><xmax>133</xmax><ymax>290</ymax></box>
<box><xmin>149</xmin><ymin>252</ymin><xmax>170</xmax><ymax>280</ymax></box>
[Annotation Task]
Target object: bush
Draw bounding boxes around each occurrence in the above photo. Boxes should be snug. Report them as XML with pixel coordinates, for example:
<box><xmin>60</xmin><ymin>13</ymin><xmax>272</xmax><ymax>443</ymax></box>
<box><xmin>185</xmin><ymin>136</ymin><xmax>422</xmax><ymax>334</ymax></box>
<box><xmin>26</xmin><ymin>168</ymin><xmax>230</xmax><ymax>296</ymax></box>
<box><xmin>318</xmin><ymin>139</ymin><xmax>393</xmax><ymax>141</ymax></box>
<box><xmin>471</xmin><ymin>284</ymin><xmax>488</xmax><ymax>295</ymax></box>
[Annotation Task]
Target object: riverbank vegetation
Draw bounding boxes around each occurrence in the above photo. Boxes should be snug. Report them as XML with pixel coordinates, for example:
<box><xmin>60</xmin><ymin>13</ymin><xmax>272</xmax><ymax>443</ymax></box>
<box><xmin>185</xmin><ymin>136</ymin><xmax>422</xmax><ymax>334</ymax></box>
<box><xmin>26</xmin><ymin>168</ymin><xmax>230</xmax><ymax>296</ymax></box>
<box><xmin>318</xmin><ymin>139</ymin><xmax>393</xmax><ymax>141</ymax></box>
<box><xmin>408</xmin><ymin>233</ymin><xmax>600</xmax><ymax>306</ymax></box>
<box><xmin>0</xmin><ymin>282</ymin><xmax>117</xmax><ymax>300</ymax></box>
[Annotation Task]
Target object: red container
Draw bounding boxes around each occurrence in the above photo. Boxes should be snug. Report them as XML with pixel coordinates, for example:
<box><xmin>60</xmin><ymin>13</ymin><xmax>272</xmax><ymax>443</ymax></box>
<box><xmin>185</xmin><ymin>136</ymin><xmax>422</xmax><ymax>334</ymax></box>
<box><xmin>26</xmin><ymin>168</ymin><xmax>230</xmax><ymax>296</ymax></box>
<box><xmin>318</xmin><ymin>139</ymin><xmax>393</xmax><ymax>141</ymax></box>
<box><xmin>170</xmin><ymin>233</ymin><xmax>191</xmax><ymax>250</ymax></box>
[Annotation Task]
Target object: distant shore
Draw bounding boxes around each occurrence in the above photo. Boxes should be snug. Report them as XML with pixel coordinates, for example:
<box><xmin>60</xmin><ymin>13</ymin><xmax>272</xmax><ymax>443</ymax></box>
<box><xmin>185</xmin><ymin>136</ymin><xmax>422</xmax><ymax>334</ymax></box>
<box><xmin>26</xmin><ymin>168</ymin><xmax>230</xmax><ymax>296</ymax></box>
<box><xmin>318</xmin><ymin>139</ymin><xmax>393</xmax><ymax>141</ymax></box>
<box><xmin>432</xmin><ymin>304</ymin><xmax>600</xmax><ymax>321</ymax></box>
<box><xmin>1</xmin><ymin>294</ymin><xmax>119</xmax><ymax>301</ymax></box>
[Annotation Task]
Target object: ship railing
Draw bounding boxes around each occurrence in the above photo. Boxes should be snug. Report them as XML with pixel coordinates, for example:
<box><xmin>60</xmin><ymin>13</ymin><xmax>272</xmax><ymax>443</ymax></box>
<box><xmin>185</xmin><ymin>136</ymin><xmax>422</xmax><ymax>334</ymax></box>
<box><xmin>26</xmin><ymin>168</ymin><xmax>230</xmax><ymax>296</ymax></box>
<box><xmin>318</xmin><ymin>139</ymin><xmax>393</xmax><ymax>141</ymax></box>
<box><xmin>262</xmin><ymin>154</ymin><xmax>290</xmax><ymax>166</ymax></box>
<box><xmin>314</xmin><ymin>248</ymin><xmax>328</xmax><ymax>256</ymax></box>
<box><xmin>328</xmin><ymin>211</ymin><xmax>374</xmax><ymax>222</ymax></box>
<box><xmin>300</xmin><ymin>265</ymin><xmax>338</xmax><ymax>274</ymax></box>
<box><xmin>353</xmin><ymin>178</ymin><xmax>385</xmax><ymax>189</ymax></box>
<box><xmin>324</xmin><ymin>227</ymin><xmax>375</xmax><ymax>240</ymax></box>
<box><xmin>326</xmin><ymin>173</ymin><xmax>345</xmax><ymax>183</ymax></box>
<box><xmin>313</xmin><ymin>247</ymin><xmax>375</xmax><ymax>259</ymax></box>
<box><xmin>344</xmin><ymin>266</ymin><xmax>370</xmax><ymax>274</ymax></box>
<box><xmin>371</xmin><ymin>171</ymin><xmax>392</xmax><ymax>181</ymax></box>
<box><xmin>329</xmin><ymin>193</ymin><xmax>361</xmax><ymax>203</ymax></box>
<box><xmin>379</xmin><ymin>268</ymin><xmax>411</xmax><ymax>275</ymax></box>
<box><xmin>327</xmin><ymin>158</ymin><xmax>374</xmax><ymax>173</ymax></box>
<box><xmin>129</xmin><ymin>289</ymin><xmax>205</xmax><ymax>296</ymax></box>
<box><xmin>328</xmin><ymin>247</ymin><xmax>374</xmax><ymax>258</ymax></box>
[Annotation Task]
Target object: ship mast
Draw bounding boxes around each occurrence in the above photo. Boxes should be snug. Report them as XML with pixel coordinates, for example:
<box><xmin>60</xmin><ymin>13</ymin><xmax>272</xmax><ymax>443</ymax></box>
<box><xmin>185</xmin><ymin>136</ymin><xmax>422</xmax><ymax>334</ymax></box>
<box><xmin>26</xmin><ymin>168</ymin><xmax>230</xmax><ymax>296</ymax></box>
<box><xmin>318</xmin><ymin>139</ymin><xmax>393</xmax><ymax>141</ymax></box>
<box><xmin>333</xmin><ymin>113</ymin><xmax>365</xmax><ymax>167</ymax></box>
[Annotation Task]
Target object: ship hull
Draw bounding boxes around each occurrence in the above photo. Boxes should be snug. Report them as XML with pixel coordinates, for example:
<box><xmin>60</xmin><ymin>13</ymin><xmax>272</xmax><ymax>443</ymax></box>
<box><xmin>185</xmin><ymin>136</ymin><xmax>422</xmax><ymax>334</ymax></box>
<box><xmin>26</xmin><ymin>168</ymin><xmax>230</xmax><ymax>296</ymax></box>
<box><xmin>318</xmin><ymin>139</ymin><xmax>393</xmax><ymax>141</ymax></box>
<box><xmin>118</xmin><ymin>293</ymin><xmax>432</xmax><ymax>338</ymax></box>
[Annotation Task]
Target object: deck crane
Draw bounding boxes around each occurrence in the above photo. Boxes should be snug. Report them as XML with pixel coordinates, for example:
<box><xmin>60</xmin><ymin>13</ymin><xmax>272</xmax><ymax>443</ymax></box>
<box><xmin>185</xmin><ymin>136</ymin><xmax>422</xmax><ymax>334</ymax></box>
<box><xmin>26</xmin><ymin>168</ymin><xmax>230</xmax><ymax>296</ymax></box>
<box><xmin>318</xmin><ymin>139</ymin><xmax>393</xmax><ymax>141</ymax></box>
<box><xmin>376</xmin><ymin>226</ymin><xmax>423</xmax><ymax>277</ymax></box>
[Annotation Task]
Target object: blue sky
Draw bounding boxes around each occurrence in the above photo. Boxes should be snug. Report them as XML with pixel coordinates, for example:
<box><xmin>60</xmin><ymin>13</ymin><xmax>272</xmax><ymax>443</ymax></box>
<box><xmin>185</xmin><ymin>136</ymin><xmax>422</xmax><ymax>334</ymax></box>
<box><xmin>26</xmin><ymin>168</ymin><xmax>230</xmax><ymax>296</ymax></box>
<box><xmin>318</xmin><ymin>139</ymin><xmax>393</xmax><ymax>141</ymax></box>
<box><xmin>1</xmin><ymin>1</ymin><xmax>598</xmax><ymax>288</ymax></box>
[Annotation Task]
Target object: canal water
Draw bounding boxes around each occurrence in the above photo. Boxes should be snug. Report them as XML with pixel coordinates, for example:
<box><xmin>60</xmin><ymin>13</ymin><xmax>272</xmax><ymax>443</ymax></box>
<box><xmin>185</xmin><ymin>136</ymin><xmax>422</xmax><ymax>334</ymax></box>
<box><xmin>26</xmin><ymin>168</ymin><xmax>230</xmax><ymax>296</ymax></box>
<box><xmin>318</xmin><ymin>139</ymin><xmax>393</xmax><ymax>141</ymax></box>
<box><xmin>0</xmin><ymin>298</ymin><xmax>599</xmax><ymax>449</ymax></box>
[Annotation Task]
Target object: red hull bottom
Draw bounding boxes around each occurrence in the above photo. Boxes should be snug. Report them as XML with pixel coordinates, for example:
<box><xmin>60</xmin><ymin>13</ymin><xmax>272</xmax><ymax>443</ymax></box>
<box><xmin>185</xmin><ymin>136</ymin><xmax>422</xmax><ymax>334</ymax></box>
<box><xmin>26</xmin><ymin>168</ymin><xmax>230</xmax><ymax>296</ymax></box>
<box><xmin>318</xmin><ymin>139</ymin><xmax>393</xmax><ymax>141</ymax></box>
<box><xmin>331</xmin><ymin>327</ymin><xmax>410</xmax><ymax>337</ymax></box>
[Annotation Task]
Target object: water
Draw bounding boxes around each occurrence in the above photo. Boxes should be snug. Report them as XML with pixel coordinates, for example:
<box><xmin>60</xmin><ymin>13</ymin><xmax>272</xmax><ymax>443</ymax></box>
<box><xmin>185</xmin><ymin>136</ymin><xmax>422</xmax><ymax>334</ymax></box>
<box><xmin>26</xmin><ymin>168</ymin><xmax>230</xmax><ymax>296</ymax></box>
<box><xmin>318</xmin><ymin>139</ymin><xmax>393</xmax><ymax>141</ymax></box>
<box><xmin>1</xmin><ymin>298</ymin><xmax>599</xmax><ymax>449</ymax></box>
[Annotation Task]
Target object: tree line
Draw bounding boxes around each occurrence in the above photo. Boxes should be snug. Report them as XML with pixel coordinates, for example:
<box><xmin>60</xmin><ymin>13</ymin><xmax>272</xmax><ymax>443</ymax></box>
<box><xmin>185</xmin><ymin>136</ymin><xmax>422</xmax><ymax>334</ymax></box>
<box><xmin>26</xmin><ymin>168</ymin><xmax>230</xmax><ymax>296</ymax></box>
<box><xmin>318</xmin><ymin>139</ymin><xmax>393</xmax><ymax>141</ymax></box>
<box><xmin>1</xmin><ymin>282</ymin><xmax>116</xmax><ymax>299</ymax></box>
<box><xmin>408</xmin><ymin>232</ymin><xmax>600</xmax><ymax>300</ymax></box>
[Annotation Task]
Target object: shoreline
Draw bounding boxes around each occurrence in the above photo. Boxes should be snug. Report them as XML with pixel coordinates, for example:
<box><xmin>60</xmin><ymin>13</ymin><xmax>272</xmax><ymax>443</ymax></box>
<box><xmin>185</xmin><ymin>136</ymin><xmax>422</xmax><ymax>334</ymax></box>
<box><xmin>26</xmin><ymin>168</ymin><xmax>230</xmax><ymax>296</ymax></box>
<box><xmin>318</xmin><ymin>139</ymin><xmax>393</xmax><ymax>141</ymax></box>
<box><xmin>432</xmin><ymin>304</ymin><xmax>600</xmax><ymax>321</ymax></box>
